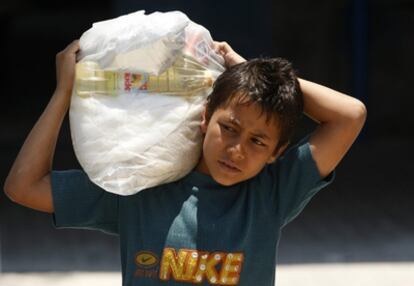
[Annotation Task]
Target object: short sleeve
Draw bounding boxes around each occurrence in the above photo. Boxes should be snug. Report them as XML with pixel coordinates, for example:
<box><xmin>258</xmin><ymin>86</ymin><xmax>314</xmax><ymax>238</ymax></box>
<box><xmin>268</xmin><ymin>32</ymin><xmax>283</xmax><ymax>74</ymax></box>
<box><xmin>264</xmin><ymin>135</ymin><xmax>335</xmax><ymax>227</ymax></box>
<box><xmin>51</xmin><ymin>169</ymin><xmax>119</xmax><ymax>235</ymax></box>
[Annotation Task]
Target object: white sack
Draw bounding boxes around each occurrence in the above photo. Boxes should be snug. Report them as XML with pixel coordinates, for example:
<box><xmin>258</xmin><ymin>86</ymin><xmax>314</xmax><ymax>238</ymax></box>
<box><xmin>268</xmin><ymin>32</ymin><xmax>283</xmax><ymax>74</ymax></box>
<box><xmin>70</xmin><ymin>10</ymin><xmax>225</xmax><ymax>195</ymax></box>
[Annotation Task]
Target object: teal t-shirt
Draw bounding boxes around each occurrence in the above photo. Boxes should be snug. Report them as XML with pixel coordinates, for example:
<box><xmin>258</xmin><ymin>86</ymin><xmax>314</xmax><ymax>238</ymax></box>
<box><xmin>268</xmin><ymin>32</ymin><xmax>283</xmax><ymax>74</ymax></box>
<box><xmin>51</xmin><ymin>135</ymin><xmax>334</xmax><ymax>286</ymax></box>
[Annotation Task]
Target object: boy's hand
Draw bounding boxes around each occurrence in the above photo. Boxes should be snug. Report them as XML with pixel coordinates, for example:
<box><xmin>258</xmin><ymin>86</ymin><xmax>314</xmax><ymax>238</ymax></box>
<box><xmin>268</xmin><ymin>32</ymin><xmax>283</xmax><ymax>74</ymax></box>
<box><xmin>213</xmin><ymin>41</ymin><xmax>246</xmax><ymax>67</ymax></box>
<box><xmin>55</xmin><ymin>40</ymin><xmax>80</xmax><ymax>95</ymax></box>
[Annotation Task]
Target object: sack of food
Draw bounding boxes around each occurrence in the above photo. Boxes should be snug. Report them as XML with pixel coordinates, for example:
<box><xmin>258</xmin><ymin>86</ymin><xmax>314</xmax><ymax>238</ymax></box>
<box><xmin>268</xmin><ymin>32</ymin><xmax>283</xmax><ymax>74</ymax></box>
<box><xmin>70</xmin><ymin>10</ymin><xmax>225</xmax><ymax>195</ymax></box>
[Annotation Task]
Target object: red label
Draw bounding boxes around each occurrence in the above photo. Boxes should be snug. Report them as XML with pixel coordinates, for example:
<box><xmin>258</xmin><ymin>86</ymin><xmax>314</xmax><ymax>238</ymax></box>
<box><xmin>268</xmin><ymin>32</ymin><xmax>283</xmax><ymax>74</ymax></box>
<box><xmin>124</xmin><ymin>72</ymin><xmax>132</xmax><ymax>92</ymax></box>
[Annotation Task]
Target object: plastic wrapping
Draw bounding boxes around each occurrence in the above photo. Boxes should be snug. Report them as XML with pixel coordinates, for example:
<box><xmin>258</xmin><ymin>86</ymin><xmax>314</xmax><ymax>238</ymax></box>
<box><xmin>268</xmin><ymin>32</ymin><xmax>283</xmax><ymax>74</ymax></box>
<box><xmin>70</xmin><ymin>10</ymin><xmax>225</xmax><ymax>195</ymax></box>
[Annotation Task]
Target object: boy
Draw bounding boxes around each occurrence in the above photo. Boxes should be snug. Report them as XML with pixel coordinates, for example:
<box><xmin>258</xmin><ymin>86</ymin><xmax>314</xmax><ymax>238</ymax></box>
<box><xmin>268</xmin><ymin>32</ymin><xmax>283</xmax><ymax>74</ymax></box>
<box><xmin>4</xmin><ymin>40</ymin><xmax>366</xmax><ymax>285</ymax></box>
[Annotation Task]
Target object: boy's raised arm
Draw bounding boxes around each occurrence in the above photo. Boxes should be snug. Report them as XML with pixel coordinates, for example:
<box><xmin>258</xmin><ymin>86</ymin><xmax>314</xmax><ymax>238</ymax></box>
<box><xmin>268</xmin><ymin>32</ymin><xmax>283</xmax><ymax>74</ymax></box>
<box><xmin>3</xmin><ymin>40</ymin><xmax>80</xmax><ymax>213</ymax></box>
<box><xmin>300</xmin><ymin>78</ymin><xmax>367</xmax><ymax>178</ymax></box>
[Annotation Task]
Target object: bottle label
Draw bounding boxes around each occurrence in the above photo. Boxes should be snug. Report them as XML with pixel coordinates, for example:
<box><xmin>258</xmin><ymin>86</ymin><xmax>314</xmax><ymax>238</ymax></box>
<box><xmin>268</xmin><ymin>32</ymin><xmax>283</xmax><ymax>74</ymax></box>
<box><xmin>124</xmin><ymin>73</ymin><xmax>149</xmax><ymax>92</ymax></box>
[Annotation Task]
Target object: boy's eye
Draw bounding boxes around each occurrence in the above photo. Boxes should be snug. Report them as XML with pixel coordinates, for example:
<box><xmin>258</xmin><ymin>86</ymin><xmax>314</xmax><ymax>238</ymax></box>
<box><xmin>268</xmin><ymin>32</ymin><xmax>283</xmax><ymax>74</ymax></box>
<box><xmin>220</xmin><ymin>123</ymin><xmax>236</xmax><ymax>133</ymax></box>
<box><xmin>252</xmin><ymin>138</ymin><xmax>266</xmax><ymax>147</ymax></box>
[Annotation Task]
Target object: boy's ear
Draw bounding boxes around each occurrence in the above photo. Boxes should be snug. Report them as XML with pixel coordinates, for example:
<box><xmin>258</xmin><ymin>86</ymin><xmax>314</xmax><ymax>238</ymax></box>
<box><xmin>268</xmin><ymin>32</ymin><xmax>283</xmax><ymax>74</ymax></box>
<box><xmin>200</xmin><ymin>105</ymin><xmax>208</xmax><ymax>134</ymax></box>
<box><xmin>266</xmin><ymin>142</ymin><xmax>289</xmax><ymax>164</ymax></box>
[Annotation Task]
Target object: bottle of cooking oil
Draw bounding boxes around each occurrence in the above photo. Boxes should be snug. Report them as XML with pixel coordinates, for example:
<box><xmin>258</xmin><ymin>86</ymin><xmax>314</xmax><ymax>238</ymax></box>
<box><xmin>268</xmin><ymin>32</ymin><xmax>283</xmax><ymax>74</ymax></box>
<box><xmin>75</xmin><ymin>55</ymin><xmax>213</xmax><ymax>97</ymax></box>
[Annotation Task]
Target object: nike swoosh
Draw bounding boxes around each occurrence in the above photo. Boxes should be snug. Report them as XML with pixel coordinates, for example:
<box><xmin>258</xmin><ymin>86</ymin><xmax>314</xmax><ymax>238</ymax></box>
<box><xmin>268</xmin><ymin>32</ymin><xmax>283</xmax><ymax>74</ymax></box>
<box><xmin>141</xmin><ymin>257</ymin><xmax>152</xmax><ymax>263</ymax></box>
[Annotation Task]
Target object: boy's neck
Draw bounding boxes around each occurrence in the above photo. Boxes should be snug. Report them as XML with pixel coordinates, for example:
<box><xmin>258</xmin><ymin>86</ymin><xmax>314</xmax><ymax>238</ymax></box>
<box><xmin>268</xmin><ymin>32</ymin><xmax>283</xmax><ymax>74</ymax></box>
<box><xmin>195</xmin><ymin>153</ymin><xmax>210</xmax><ymax>176</ymax></box>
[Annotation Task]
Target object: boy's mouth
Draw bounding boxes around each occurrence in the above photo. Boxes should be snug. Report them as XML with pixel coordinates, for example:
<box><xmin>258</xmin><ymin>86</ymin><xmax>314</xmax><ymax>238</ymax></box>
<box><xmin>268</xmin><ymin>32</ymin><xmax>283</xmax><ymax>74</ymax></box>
<box><xmin>218</xmin><ymin>160</ymin><xmax>242</xmax><ymax>172</ymax></box>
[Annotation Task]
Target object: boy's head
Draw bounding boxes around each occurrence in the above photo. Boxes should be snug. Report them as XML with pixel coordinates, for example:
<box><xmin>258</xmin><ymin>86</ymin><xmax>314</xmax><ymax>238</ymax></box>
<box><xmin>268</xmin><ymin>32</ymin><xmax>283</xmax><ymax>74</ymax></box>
<box><xmin>196</xmin><ymin>58</ymin><xmax>304</xmax><ymax>186</ymax></box>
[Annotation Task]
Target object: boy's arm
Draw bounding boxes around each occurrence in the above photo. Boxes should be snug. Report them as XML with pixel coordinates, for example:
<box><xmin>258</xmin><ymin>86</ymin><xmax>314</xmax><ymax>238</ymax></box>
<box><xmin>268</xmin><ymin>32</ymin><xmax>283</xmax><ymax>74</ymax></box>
<box><xmin>300</xmin><ymin>78</ymin><xmax>367</xmax><ymax>178</ymax></box>
<box><xmin>3</xmin><ymin>40</ymin><xmax>80</xmax><ymax>213</ymax></box>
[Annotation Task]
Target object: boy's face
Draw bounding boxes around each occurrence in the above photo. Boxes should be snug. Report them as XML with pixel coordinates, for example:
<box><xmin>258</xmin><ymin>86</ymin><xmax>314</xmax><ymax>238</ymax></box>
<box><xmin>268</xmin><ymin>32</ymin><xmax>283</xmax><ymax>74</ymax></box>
<box><xmin>196</xmin><ymin>100</ymin><xmax>288</xmax><ymax>186</ymax></box>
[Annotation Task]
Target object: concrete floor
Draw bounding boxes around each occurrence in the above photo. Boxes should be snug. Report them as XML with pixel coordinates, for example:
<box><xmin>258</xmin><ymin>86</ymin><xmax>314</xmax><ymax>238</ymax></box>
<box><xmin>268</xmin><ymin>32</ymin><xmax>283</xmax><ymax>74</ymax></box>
<box><xmin>1</xmin><ymin>263</ymin><xmax>413</xmax><ymax>286</ymax></box>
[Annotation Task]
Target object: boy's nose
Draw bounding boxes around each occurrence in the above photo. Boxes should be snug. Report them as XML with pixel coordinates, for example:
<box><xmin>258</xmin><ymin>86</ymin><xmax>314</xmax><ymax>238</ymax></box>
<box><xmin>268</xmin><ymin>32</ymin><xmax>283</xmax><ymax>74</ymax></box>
<box><xmin>228</xmin><ymin>143</ymin><xmax>245</xmax><ymax>161</ymax></box>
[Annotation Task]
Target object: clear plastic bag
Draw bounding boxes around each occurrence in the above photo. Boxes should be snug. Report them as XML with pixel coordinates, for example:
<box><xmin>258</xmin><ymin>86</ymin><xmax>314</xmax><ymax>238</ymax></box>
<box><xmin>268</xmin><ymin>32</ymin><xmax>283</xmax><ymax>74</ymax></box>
<box><xmin>70</xmin><ymin>10</ymin><xmax>225</xmax><ymax>195</ymax></box>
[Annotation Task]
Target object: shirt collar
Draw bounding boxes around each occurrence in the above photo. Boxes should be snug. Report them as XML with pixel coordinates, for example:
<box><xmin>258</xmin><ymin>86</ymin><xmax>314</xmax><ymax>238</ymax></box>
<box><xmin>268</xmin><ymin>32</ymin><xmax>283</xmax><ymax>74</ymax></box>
<box><xmin>182</xmin><ymin>169</ymin><xmax>242</xmax><ymax>191</ymax></box>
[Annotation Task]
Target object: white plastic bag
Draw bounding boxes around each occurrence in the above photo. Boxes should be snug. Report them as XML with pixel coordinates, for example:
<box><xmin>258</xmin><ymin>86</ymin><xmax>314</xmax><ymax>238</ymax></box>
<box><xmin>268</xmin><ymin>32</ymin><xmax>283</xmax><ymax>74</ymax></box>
<box><xmin>70</xmin><ymin>10</ymin><xmax>225</xmax><ymax>195</ymax></box>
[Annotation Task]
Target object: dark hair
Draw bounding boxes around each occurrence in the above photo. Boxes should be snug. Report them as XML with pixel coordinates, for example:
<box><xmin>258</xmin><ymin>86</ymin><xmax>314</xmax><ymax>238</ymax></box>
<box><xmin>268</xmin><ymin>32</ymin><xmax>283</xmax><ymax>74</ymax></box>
<box><xmin>206</xmin><ymin>57</ymin><xmax>304</xmax><ymax>153</ymax></box>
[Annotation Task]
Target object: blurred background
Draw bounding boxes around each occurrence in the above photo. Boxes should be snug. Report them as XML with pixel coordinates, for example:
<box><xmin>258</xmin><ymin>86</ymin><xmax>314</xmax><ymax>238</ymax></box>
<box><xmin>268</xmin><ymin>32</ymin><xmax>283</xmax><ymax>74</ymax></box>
<box><xmin>1</xmin><ymin>0</ymin><xmax>413</xmax><ymax>285</ymax></box>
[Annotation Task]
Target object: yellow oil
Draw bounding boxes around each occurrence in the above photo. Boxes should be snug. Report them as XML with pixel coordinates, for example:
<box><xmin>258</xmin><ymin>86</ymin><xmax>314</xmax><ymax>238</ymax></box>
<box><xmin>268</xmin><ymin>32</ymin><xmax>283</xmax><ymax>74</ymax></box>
<box><xmin>75</xmin><ymin>55</ymin><xmax>213</xmax><ymax>97</ymax></box>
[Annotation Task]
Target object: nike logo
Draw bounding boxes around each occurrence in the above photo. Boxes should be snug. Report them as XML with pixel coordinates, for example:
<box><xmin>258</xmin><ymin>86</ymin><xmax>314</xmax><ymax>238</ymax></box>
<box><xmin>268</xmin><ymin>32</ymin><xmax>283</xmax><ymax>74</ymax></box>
<box><xmin>141</xmin><ymin>256</ymin><xmax>152</xmax><ymax>263</ymax></box>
